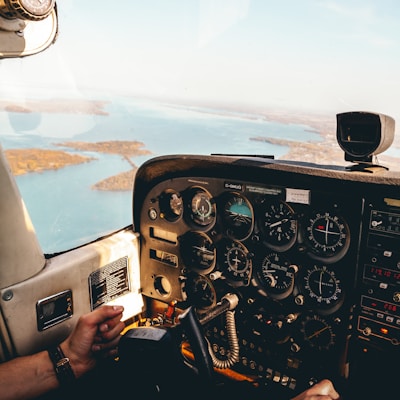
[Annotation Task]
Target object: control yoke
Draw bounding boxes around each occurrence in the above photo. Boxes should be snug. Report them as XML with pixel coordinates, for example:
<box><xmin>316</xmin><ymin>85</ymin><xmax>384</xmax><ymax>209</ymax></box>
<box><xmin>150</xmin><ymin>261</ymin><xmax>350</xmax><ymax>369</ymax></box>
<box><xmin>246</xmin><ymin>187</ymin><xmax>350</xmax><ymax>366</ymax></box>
<box><xmin>118</xmin><ymin>293</ymin><xmax>239</xmax><ymax>396</ymax></box>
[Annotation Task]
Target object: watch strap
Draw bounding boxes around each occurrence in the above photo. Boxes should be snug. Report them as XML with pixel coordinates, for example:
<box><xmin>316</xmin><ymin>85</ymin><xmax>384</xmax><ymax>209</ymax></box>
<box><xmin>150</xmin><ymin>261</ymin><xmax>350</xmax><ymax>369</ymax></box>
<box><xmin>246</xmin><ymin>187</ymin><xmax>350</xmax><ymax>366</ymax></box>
<box><xmin>47</xmin><ymin>345</ymin><xmax>75</xmax><ymax>385</ymax></box>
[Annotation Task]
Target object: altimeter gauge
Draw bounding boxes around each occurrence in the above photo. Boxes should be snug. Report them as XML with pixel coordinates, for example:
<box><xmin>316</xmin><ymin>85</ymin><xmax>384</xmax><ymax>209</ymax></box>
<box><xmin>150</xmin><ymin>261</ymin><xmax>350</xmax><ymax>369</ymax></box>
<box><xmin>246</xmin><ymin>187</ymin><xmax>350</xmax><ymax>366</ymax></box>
<box><xmin>260</xmin><ymin>200</ymin><xmax>298</xmax><ymax>251</ymax></box>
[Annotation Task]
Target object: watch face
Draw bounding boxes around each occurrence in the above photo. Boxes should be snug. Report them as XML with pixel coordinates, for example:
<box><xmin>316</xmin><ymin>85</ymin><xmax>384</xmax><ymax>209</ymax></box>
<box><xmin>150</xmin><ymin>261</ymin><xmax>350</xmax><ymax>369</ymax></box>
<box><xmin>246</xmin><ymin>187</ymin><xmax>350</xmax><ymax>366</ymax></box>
<box><xmin>20</xmin><ymin>0</ymin><xmax>55</xmax><ymax>16</ymax></box>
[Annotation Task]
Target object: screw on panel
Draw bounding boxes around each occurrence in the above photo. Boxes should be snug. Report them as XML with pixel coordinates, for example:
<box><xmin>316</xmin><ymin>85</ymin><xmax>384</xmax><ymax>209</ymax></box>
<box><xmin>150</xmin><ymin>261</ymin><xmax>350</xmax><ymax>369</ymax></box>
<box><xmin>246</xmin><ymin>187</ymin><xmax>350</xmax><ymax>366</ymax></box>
<box><xmin>2</xmin><ymin>290</ymin><xmax>13</xmax><ymax>301</ymax></box>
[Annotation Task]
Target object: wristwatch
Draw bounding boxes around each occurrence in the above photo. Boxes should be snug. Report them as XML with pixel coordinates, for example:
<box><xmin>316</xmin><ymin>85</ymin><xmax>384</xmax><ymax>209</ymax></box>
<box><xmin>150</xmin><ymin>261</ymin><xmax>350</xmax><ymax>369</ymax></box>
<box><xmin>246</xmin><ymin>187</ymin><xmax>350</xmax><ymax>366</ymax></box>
<box><xmin>47</xmin><ymin>346</ymin><xmax>75</xmax><ymax>385</ymax></box>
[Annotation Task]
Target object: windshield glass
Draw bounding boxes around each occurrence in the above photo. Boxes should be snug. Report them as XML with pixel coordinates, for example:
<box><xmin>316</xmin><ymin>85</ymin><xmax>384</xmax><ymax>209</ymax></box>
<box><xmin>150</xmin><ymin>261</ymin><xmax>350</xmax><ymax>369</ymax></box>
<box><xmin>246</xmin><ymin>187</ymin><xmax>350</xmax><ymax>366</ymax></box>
<box><xmin>1</xmin><ymin>0</ymin><xmax>400</xmax><ymax>254</ymax></box>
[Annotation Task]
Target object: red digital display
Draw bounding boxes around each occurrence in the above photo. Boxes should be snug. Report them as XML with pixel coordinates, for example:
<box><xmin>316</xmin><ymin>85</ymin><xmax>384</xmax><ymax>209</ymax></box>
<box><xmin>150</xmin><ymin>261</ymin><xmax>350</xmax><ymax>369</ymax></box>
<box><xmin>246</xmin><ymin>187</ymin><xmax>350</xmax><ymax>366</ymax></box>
<box><xmin>362</xmin><ymin>295</ymin><xmax>400</xmax><ymax>317</ymax></box>
<box><xmin>364</xmin><ymin>264</ymin><xmax>400</xmax><ymax>284</ymax></box>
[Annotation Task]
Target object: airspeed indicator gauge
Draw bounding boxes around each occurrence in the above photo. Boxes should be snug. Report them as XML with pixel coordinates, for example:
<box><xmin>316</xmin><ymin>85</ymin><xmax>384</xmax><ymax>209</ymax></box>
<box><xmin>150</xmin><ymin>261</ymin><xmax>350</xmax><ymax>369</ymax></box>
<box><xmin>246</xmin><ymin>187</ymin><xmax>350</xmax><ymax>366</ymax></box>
<box><xmin>187</xmin><ymin>188</ymin><xmax>216</xmax><ymax>227</ymax></box>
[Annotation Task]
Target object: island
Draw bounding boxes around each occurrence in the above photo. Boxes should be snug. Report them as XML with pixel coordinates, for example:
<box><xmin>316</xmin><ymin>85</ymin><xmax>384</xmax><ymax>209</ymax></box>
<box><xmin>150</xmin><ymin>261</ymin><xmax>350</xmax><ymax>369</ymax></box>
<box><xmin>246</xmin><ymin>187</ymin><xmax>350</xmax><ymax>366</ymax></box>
<box><xmin>4</xmin><ymin>140</ymin><xmax>152</xmax><ymax>191</ymax></box>
<box><xmin>5</xmin><ymin>148</ymin><xmax>95</xmax><ymax>175</ymax></box>
<box><xmin>92</xmin><ymin>170</ymin><xmax>137</xmax><ymax>191</ymax></box>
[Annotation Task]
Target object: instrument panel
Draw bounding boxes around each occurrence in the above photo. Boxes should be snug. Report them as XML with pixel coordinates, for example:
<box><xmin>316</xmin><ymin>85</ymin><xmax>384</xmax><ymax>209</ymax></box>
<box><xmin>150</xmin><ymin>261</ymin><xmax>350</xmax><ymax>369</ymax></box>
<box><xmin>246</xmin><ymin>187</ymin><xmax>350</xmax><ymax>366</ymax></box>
<box><xmin>133</xmin><ymin>154</ymin><xmax>400</xmax><ymax>398</ymax></box>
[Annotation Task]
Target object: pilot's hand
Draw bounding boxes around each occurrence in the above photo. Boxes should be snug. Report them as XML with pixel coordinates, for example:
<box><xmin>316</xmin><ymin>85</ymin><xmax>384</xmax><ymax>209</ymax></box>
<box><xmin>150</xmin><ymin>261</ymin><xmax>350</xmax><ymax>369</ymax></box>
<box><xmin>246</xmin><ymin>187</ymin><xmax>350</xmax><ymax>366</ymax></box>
<box><xmin>60</xmin><ymin>305</ymin><xmax>125</xmax><ymax>379</ymax></box>
<box><xmin>291</xmin><ymin>379</ymin><xmax>341</xmax><ymax>400</ymax></box>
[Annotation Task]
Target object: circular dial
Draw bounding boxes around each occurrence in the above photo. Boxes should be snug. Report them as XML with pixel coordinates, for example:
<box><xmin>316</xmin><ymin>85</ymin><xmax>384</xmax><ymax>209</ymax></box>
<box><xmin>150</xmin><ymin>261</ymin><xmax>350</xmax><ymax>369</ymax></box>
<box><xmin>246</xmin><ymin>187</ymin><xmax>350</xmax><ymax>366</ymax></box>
<box><xmin>185</xmin><ymin>273</ymin><xmax>217</xmax><ymax>311</ymax></box>
<box><xmin>305</xmin><ymin>211</ymin><xmax>350</xmax><ymax>262</ymax></box>
<box><xmin>159</xmin><ymin>190</ymin><xmax>183</xmax><ymax>221</ymax></box>
<box><xmin>221</xmin><ymin>240</ymin><xmax>252</xmax><ymax>285</ymax></box>
<box><xmin>180</xmin><ymin>232</ymin><xmax>216</xmax><ymax>273</ymax></box>
<box><xmin>256</xmin><ymin>252</ymin><xmax>297</xmax><ymax>300</ymax></box>
<box><xmin>303</xmin><ymin>265</ymin><xmax>344</xmax><ymax>314</ymax></box>
<box><xmin>261</xmin><ymin>200</ymin><xmax>298</xmax><ymax>251</ymax></box>
<box><xmin>1</xmin><ymin>0</ymin><xmax>55</xmax><ymax>20</ymax></box>
<box><xmin>300</xmin><ymin>314</ymin><xmax>336</xmax><ymax>351</ymax></box>
<box><xmin>222</xmin><ymin>192</ymin><xmax>254</xmax><ymax>240</ymax></box>
<box><xmin>188</xmin><ymin>188</ymin><xmax>216</xmax><ymax>227</ymax></box>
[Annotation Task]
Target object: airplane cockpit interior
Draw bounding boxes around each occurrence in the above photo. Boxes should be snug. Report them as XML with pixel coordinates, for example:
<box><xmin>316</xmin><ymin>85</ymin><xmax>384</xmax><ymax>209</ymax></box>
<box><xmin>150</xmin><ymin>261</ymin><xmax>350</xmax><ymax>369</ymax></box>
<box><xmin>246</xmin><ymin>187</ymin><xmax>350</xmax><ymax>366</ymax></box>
<box><xmin>0</xmin><ymin>2</ymin><xmax>399</xmax><ymax>399</ymax></box>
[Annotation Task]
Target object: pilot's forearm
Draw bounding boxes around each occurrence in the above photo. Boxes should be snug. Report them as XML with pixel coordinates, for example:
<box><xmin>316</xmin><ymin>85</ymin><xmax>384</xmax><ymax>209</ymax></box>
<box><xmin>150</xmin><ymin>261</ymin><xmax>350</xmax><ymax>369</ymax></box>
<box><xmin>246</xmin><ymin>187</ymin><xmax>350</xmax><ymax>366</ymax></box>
<box><xmin>0</xmin><ymin>350</ymin><xmax>59</xmax><ymax>400</ymax></box>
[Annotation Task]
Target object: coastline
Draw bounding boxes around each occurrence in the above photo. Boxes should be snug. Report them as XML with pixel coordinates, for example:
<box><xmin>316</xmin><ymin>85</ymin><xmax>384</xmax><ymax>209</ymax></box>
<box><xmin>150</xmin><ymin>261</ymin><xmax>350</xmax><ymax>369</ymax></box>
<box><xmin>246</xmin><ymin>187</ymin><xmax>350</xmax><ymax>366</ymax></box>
<box><xmin>5</xmin><ymin>140</ymin><xmax>152</xmax><ymax>191</ymax></box>
<box><xmin>3</xmin><ymin>98</ymin><xmax>400</xmax><ymax>188</ymax></box>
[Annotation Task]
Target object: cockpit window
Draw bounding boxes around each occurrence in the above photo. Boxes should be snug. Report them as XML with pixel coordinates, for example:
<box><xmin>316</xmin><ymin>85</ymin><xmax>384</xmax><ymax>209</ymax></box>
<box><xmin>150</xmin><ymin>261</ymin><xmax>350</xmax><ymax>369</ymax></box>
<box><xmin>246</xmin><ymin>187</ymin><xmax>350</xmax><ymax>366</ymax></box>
<box><xmin>1</xmin><ymin>1</ymin><xmax>399</xmax><ymax>253</ymax></box>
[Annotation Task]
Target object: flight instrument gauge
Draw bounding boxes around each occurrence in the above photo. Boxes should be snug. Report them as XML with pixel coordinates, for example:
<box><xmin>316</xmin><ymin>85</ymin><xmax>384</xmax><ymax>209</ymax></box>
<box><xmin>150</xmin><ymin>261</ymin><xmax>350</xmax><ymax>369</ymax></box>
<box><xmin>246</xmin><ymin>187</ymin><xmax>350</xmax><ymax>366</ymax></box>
<box><xmin>300</xmin><ymin>314</ymin><xmax>336</xmax><ymax>351</ymax></box>
<box><xmin>159</xmin><ymin>190</ymin><xmax>183</xmax><ymax>221</ymax></box>
<box><xmin>221</xmin><ymin>239</ymin><xmax>252</xmax><ymax>285</ymax></box>
<box><xmin>302</xmin><ymin>265</ymin><xmax>344</xmax><ymax>314</ymax></box>
<box><xmin>180</xmin><ymin>231</ymin><xmax>216</xmax><ymax>274</ymax></box>
<box><xmin>221</xmin><ymin>192</ymin><xmax>254</xmax><ymax>240</ymax></box>
<box><xmin>260</xmin><ymin>200</ymin><xmax>298</xmax><ymax>251</ymax></box>
<box><xmin>255</xmin><ymin>252</ymin><xmax>298</xmax><ymax>300</ymax></box>
<box><xmin>184</xmin><ymin>273</ymin><xmax>217</xmax><ymax>311</ymax></box>
<box><xmin>187</xmin><ymin>188</ymin><xmax>216</xmax><ymax>227</ymax></box>
<box><xmin>305</xmin><ymin>211</ymin><xmax>350</xmax><ymax>263</ymax></box>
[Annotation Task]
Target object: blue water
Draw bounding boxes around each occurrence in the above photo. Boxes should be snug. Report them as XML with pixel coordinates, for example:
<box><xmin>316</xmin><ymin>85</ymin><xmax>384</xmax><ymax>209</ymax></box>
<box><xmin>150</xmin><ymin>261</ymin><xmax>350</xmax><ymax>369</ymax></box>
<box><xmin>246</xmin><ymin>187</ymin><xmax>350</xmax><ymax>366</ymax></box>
<box><xmin>0</xmin><ymin>97</ymin><xmax>322</xmax><ymax>253</ymax></box>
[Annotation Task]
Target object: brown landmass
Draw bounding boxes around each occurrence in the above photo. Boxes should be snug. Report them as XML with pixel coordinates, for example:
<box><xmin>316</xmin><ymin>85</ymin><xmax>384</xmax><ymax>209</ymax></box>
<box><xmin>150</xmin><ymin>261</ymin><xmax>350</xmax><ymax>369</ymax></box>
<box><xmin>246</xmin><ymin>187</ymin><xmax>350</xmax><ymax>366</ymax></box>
<box><xmin>5</xmin><ymin>140</ymin><xmax>153</xmax><ymax>191</ymax></box>
<box><xmin>5</xmin><ymin>149</ymin><xmax>95</xmax><ymax>175</ymax></box>
<box><xmin>56</xmin><ymin>140</ymin><xmax>151</xmax><ymax>158</ymax></box>
<box><xmin>56</xmin><ymin>141</ymin><xmax>153</xmax><ymax>190</ymax></box>
<box><xmin>92</xmin><ymin>170</ymin><xmax>137</xmax><ymax>191</ymax></box>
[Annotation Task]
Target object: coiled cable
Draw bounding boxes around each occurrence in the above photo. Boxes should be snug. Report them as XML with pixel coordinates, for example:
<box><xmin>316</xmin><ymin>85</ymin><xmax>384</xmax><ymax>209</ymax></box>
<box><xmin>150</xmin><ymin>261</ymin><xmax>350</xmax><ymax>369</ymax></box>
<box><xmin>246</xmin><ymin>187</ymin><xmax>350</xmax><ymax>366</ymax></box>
<box><xmin>207</xmin><ymin>309</ymin><xmax>240</xmax><ymax>369</ymax></box>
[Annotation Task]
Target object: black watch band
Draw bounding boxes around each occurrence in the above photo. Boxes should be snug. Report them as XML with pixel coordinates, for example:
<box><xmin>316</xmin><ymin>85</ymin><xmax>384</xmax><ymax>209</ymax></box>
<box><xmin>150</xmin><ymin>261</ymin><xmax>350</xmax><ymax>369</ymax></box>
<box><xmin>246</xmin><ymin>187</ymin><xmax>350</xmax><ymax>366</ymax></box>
<box><xmin>47</xmin><ymin>346</ymin><xmax>76</xmax><ymax>386</ymax></box>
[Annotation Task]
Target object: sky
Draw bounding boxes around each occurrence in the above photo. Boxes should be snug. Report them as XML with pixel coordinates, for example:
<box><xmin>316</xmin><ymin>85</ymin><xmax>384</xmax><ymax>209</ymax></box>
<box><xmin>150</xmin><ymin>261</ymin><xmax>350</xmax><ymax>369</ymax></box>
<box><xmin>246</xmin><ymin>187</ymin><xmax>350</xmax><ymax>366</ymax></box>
<box><xmin>1</xmin><ymin>0</ymin><xmax>400</xmax><ymax>122</ymax></box>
